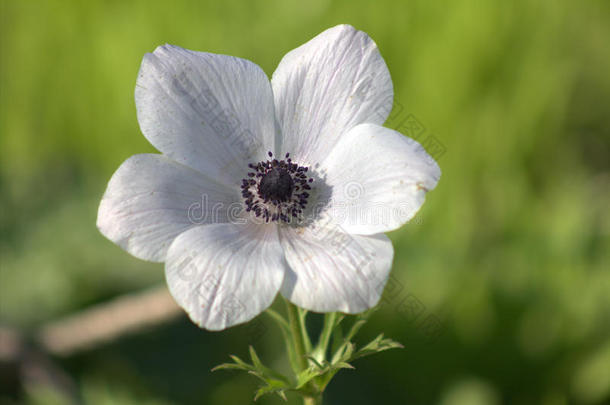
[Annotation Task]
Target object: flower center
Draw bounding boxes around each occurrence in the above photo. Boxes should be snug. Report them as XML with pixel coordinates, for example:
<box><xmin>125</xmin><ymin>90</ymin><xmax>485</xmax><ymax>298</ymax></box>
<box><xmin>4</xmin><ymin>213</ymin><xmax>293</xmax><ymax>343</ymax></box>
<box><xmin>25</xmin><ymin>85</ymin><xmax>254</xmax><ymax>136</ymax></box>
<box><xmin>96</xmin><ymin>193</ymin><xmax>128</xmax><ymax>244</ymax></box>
<box><xmin>259</xmin><ymin>168</ymin><xmax>294</xmax><ymax>202</ymax></box>
<box><xmin>241</xmin><ymin>152</ymin><xmax>313</xmax><ymax>223</ymax></box>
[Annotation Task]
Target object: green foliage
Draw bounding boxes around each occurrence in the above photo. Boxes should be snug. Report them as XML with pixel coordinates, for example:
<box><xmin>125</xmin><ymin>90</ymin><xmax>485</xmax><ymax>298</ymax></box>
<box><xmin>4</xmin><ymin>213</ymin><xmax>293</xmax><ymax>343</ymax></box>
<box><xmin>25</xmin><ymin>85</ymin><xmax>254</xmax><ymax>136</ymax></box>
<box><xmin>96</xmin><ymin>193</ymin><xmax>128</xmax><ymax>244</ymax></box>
<box><xmin>212</xmin><ymin>348</ymin><xmax>291</xmax><ymax>401</ymax></box>
<box><xmin>214</xmin><ymin>311</ymin><xmax>403</xmax><ymax>402</ymax></box>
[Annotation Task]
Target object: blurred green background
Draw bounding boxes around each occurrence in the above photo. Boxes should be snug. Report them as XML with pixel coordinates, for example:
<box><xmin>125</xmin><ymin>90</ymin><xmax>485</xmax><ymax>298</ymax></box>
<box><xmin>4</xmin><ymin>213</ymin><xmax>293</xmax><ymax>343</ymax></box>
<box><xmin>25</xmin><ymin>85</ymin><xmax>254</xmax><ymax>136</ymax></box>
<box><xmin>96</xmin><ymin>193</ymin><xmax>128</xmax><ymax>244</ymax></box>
<box><xmin>1</xmin><ymin>0</ymin><xmax>609</xmax><ymax>404</ymax></box>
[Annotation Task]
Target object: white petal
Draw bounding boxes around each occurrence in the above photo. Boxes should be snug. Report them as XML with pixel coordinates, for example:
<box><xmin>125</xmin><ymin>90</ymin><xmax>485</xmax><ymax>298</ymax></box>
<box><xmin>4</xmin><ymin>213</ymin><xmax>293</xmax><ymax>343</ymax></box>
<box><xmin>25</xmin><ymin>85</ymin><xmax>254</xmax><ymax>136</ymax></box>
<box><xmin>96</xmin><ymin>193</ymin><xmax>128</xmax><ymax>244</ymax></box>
<box><xmin>320</xmin><ymin>123</ymin><xmax>441</xmax><ymax>235</ymax></box>
<box><xmin>97</xmin><ymin>154</ymin><xmax>240</xmax><ymax>262</ymax></box>
<box><xmin>165</xmin><ymin>223</ymin><xmax>285</xmax><ymax>330</ymax></box>
<box><xmin>279</xmin><ymin>224</ymin><xmax>393</xmax><ymax>313</ymax></box>
<box><xmin>136</xmin><ymin>44</ymin><xmax>276</xmax><ymax>186</ymax></box>
<box><xmin>272</xmin><ymin>24</ymin><xmax>393</xmax><ymax>164</ymax></box>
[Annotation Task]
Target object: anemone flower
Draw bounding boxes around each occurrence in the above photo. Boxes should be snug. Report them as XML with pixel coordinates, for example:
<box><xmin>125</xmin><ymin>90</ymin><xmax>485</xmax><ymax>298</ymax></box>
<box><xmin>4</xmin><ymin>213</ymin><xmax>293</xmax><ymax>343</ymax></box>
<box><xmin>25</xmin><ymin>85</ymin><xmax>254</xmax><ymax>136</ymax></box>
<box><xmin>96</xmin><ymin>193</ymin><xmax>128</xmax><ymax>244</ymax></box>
<box><xmin>97</xmin><ymin>24</ymin><xmax>440</xmax><ymax>331</ymax></box>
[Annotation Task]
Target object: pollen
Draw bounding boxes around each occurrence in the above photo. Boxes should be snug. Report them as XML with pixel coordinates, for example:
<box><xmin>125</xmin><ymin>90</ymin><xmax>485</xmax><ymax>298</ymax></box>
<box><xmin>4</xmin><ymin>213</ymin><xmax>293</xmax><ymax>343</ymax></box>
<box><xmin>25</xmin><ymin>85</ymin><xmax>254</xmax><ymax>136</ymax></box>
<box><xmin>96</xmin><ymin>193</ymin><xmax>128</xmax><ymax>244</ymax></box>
<box><xmin>241</xmin><ymin>152</ymin><xmax>313</xmax><ymax>223</ymax></box>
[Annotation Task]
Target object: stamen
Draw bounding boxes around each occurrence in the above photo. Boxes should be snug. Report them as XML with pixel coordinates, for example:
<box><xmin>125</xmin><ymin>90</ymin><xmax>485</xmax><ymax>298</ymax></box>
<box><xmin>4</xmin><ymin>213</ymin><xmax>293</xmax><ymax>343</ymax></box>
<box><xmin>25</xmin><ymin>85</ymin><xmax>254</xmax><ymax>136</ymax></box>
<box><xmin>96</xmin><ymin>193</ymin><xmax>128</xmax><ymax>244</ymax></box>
<box><xmin>240</xmin><ymin>151</ymin><xmax>314</xmax><ymax>223</ymax></box>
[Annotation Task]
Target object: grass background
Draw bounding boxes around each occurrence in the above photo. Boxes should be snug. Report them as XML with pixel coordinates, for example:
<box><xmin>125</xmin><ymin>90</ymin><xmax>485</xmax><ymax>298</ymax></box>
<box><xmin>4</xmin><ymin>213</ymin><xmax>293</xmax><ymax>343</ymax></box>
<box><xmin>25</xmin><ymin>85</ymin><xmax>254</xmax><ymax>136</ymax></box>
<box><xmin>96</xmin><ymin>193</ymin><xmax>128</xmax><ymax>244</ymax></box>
<box><xmin>1</xmin><ymin>0</ymin><xmax>609</xmax><ymax>404</ymax></box>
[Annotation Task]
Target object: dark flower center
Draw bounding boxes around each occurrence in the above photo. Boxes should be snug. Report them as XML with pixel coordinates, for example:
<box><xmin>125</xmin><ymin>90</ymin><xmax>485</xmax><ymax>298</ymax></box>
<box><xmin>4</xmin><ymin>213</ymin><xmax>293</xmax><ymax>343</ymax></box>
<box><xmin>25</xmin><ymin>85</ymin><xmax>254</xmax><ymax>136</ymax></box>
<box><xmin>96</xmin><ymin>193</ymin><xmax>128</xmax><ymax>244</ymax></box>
<box><xmin>241</xmin><ymin>152</ymin><xmax>313</xmax><ymax>223</ymax></box>
<box><xmin>259</xmin><ymin>168</ymin><xmax>294</xmax><ymax>202</ymax></box>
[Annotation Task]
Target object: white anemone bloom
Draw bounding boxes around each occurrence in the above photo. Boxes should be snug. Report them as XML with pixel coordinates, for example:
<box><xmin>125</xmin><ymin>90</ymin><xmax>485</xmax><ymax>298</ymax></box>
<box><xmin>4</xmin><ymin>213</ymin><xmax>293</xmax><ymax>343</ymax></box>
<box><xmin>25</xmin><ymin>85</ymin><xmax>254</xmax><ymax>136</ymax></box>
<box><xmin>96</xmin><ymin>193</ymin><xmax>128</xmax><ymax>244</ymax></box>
<box><xmin>97</xmin><ymin>25</ymin><xmax>440</xmax><ymax>331</ymax></box>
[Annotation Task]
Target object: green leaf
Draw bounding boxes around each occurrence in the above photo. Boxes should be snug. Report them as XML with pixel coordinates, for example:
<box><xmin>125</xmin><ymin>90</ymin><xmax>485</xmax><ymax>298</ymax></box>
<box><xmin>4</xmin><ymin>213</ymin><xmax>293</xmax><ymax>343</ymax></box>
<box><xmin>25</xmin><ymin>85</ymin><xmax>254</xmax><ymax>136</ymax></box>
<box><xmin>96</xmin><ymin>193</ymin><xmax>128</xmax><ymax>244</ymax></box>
<box><xmin>315</xmin><ymin>360</ymin><xmax>354</xmax><ymax>392</ymax></box>
<box><xmin>212</xmin><ymin>363</ymin><xmax>248</xmax><ymax>372</ymax></box>
<box><xmin>216</xmin><ymin>308</ymin><xmax>400</xmax><ymax>401</ymax></box>
<box><xmin>213</xmin><ymin>349</ymin><xmax>290</xmax><ymax>394</ymax></box>
<box><xmin>265</xmin><ymin>307</ymin><xmax>302</xmax><ymax>377</ymax></box>
<box><xmin>248</xmin><ymin>346</ymin><xmax>291</xmax><ymax>384</ymax></box>
<box><xmin>296</xmin><ymin>367</ymin><xmax>324</xmax><ymax>389</ymax></box>
<box><xmin>305</xmin><ymin>355</ymin><xmax>327</xmax><ymax>371</ymax></box>
<box><xmin>211</xmin><ymin>355</ymin><xmax>254</xmax><ymax>372</ymax></box>
<box><xmin>352</xmin><ymin>334</ymin><xmax>404</xmax><ymax>360</ymax></box>
<box><xmin>249</xmin><ymin>346</ymin><xmax>264</xmax><ymax>370</ymax></box>
<box><xmin>333</xmin><ymin>361</ymin><xmax>355</xmax><ymax>370</ymax></box>
<box><xmin>253</xmin><ymin>379</ymin><xmax>289</xmax><ymax>401</ymax></box>
<box><xmin>331</xmin><ymin>341</ymin><xmax>355</xmax><ymax>365</ymax></box>
<box><xmin>229</xmin><ymin>354</ymin><xmax>253</xmax><ymax>369</ymax></box>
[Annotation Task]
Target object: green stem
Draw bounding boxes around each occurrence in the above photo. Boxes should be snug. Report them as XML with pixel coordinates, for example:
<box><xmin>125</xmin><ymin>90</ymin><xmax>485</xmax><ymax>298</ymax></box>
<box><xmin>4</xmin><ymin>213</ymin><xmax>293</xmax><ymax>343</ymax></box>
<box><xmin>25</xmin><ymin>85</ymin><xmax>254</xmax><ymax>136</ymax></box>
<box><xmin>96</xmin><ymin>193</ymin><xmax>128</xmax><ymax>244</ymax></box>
<box><xmin>265</xmin><ymin>307</ymin><xmax>290</xmax><ymax>331</ymax></box>
<box><xmin>312</xmin><ymin>312</ymin><xmax>338</xmax><ymax>362</ymax></box>
<box><xmin>299</xmin><ymin>308</ymin><xmax>313</xmax><ymax>353</ymax></box>
<box><xmin>284</xmin><ymin>299</ymin><xmax>323</xmax><ymax>404</ymax></box>
<box><xmin>285</xmin><ymin>299</ymin><xmax>309</xmax><ymax>371</ymax></box>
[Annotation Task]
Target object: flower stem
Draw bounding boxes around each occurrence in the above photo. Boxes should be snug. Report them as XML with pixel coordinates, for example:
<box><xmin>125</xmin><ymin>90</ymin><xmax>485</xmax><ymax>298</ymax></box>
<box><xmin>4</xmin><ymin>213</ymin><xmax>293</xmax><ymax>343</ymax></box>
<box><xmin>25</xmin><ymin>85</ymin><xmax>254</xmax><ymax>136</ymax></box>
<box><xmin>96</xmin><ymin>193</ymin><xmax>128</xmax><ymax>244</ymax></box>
<box><xmin>284</xmin><ymin>299</ymin><xmax>308</xmax><ymax>371</ymax></box>
<box><xmin>312</xmin><ymin>312</ymin><xmax>338</xmax><ymax>362</ymax></box>
<box><xmin>284</xmin><ymin>299</ymin><xmax>323</xmax><ymax>404</ymax></box>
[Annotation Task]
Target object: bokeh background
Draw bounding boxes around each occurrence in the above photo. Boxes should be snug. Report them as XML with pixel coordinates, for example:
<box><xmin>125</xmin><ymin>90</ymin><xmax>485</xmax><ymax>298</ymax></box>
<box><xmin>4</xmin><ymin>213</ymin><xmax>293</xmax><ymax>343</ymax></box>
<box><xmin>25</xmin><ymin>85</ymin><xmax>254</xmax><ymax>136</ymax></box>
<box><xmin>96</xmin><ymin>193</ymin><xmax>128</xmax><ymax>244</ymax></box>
<box><xmin>1</xmin><ymin>0</ymin><xmax>609</xmax><ymax>404</ymax></box>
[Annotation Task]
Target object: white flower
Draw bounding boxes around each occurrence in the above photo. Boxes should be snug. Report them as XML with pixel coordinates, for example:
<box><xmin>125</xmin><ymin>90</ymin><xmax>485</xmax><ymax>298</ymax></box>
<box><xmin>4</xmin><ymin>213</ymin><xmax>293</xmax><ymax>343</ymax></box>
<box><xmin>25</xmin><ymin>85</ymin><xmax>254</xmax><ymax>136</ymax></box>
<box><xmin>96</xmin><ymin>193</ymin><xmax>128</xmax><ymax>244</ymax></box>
<box><xmin>97</xmin><ymin>25</ymin><xmax>441</xmax><ymax>331</ymax></box>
